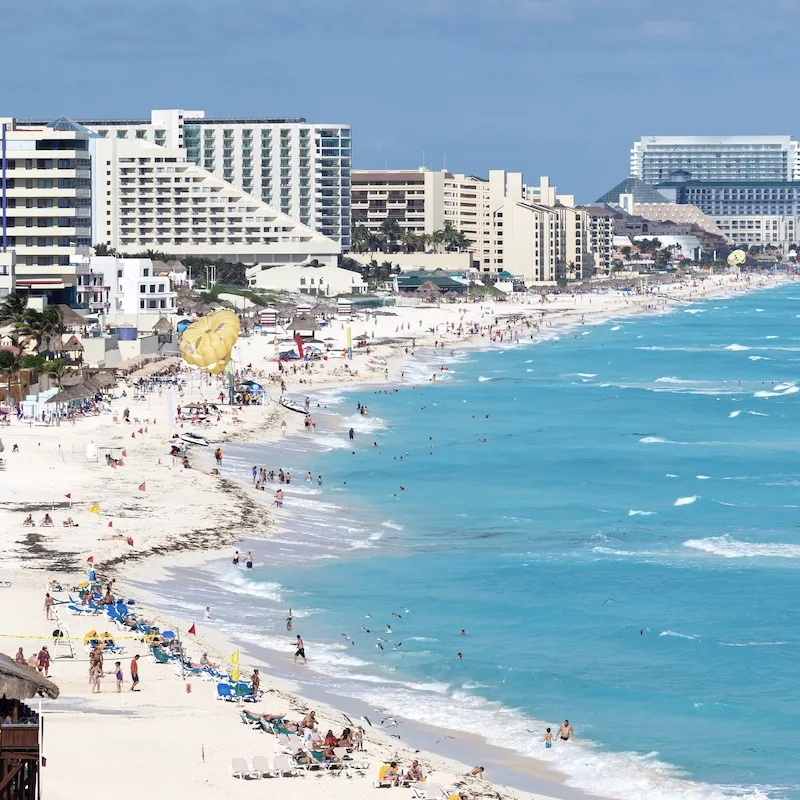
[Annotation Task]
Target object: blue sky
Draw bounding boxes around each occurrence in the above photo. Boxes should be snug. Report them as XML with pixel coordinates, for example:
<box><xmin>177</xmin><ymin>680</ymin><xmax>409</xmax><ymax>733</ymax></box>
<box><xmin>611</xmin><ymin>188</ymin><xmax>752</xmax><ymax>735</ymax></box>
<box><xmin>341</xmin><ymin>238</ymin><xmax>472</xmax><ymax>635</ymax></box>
<box><xmin>5</xmin><ymin>0</ymin><xmax>798</xmax><ymax>201</ymax></box>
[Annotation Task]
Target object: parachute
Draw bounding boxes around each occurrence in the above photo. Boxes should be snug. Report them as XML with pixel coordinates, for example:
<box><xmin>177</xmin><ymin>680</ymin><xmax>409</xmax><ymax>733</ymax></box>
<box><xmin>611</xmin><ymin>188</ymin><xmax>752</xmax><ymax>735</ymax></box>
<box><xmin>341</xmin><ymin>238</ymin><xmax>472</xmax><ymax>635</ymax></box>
<box><xmin>727</xmin><ymin>249</ymin><xmax>747</xmax><ymax>267</ymax></box>
<box><xmin>178</xmin><ymin>310</ymin><xmax>240</xmax><ymax>374</ymax></box>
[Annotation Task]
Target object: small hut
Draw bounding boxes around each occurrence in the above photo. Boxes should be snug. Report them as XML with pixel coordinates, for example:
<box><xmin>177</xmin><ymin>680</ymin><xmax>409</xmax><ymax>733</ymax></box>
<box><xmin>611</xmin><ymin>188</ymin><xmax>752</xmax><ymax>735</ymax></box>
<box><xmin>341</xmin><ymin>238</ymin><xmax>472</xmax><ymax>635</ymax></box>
<box><xmin>56</xmin><ymin>305</ymin><xmax>88</xmax><ymax>330</ymax></box>
<box><xmin>416</xmin><ymin>281</ymin><xmax>442</xmax><ymax>302</ymax></box>
<box><xmin>62</xmin><ymin>335</ymin><xmax>84</xmax><ymax>364</ymax></box>
<box><xmin>288</xmin><ymin>316</ymin><xmax>321</xmax><ymax>336</ymax></box>
<box><xmin>152</xmin><ymin>317</ymin><xmax>172</xmax><ymax>334</ymax></box>
<box><xmin>0</xmin><ymin>652</ymin><xmax>60</xmax><ymax>800</ymax></box>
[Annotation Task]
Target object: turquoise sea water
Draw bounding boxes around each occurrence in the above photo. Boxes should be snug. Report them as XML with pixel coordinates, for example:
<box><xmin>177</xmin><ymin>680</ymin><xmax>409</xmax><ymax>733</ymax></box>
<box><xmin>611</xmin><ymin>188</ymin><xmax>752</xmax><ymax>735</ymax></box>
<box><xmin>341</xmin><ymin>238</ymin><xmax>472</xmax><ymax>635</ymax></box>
<box><xmin>154</xmin><ymin>285</ymin><xmax>800</xmax><ymax>800</ymax></box>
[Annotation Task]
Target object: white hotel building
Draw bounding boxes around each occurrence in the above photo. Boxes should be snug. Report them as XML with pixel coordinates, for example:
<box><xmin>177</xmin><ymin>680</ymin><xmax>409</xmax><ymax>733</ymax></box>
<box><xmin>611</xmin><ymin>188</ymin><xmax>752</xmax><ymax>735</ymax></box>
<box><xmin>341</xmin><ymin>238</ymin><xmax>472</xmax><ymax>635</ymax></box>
<box><xmin>24</xmin><ymin>110</ymin><xmax>352</xmax><ymax>249</ymax></box>
<box><xmin>352</xmin><ymin>167</ymin><xmax>592</xmax><ymax>283</ymax></box>
<box><xmin>92</xmin><ymin>135</ymin><xmax>340</xmax><ymax>268</ymax></box>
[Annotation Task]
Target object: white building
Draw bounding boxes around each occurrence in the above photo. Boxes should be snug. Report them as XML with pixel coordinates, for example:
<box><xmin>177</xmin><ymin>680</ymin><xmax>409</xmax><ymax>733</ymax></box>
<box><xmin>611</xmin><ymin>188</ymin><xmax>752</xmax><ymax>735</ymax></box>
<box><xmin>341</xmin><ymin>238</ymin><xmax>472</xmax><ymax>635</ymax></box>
<box><xmin>632</xmin><ymin>234</ymin><xmax>703</xmax><ymax>262</ymax></box>
<box><xmin>74</xmin><ymin>255</ymin><xmax>177</xmax><ymax>319</ymax></box>
<box><xmin>26</xmin><ymin>110</ymin><xmax>352</xmax><ymax>248</ymax></box>
<box><xmin>0</xmin><ymin>117</ymin><xmax>96</xmax><ymax>301</ymax></box>
<box><xmin>92</xmin><ymin>136</ymin><xmax>341</xmax><ymax>268</ymax></box>
<box><xmin>631</xmin><ymin>136</ymin><xmax>800</xmax><ymax>184</ymax></box>
<box><xmin>351</xmin><ymin>168</ymin><xmax>591</xmax><ymax>281</ymax></box>
<box><xmin>579</xmin><ymin>206</ymin><xmax>617</xmax><ymax>275</ymax></box>
<box><xmin>712</xmin><ymin>215</ymin><xmax>800</xmax><ymax>252</ymax></box>
<box><xmin>247</xmin><ymin>262</ymin><xmax>366</xmax><ymax>296</ymax></box>
<box><xmin>0</xmin><ymin>251</ymin><xmax>16</xmax><ymax>297</ymax></box>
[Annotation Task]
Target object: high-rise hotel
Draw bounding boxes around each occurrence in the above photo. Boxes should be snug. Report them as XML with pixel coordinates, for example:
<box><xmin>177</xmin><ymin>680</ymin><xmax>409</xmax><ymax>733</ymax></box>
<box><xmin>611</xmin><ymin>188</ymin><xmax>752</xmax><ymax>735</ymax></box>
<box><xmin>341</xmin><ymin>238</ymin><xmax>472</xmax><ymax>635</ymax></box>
<box><xmin>24</xmin><ymin>109</ymin><xmax>352</xmax><ymax>249</ymax></box>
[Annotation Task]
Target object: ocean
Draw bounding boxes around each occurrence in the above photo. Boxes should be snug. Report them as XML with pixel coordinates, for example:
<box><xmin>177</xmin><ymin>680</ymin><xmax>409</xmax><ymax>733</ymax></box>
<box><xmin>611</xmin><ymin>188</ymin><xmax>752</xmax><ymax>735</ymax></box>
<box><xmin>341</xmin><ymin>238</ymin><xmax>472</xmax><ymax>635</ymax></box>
<box><xmin>143</xmin><ymin>284</ymin><xmax>800</xmax><ymax>800</ymax></box>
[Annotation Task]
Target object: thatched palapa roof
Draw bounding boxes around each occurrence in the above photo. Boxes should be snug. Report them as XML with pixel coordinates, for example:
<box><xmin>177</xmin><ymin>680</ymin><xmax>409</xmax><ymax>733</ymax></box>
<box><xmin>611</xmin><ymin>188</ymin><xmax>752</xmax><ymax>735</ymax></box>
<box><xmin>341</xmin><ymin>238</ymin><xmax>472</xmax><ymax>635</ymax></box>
<box><xmin>0</xmin><ymin>652</ymin><xmax>60</xmax><ymax>700</ymax></box>
<box><xmin>56</xmin><ymin>305</ymin><xmax>89</xmax><ymax>328</ymax></box>
<box><xmin>288</xmin><ymin>315</ymin><xmax>320</xmax><ymax>332</ymax></box>
<box><xmin>152</xmin><ymin>317</ymin><xmax>173</xmax><ymax>333</ymax></box>
<box><xmin>63</xmin><ymin>335</ymin><xmax>84</xmax><ymax>352</ymax></box>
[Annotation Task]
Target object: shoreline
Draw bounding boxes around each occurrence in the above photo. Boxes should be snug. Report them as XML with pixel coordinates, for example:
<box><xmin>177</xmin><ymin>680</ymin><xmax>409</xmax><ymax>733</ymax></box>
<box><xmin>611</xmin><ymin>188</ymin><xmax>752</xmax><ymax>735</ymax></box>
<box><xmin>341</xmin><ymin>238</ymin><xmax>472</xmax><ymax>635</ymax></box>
<box><xmin>0</xmin><ymin>272</ymin><xmax>792</xmax><ymax>800</ymax></box>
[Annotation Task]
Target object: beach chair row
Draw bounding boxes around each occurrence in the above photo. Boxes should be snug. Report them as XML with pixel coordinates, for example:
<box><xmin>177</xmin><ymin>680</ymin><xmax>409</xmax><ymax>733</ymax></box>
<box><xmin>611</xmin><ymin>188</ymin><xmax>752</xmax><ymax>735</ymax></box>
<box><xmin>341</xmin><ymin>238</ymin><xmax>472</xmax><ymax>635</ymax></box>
<box><xmin>230</xmin><ymin>749</ymin><xmax>368</xmax><ymax>779</ymax></box>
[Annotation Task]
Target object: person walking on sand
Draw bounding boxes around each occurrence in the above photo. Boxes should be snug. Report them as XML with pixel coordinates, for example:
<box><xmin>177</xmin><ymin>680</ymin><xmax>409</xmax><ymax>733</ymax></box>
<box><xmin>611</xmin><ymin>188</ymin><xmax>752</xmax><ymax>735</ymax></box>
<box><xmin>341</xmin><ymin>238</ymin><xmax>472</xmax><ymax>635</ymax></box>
<box><xmin>294</xmin><ymin>634</ymin><xmax>307</xmax><ymax>664</ymax></box>
<box><xmin>44</xmin><ymin>592</ymin><xmax>54</xmax><ymax>620</ymax></box>
<box><xmin>37</xmin><ymin>646</ymin><xmax>50</xmax><ymax>678</ymax></box>
<box><xmin>90</xmin><ymin>662</ymin><xmax>102</xmax><ymax>693</ymax></box>
<box><xmin>251</xmin><ymin>668</ymin><xmax>260</xmax><ymax>696</ymax></box>
<box><xmin>130</xmin><ymin>654</ymin><xmax>140</xmax><ymax>691</ymax></box>
<box><xmin>115</xmin><ymin>661</ymin><xmax>123</xmax><ymax>693</ymax></box>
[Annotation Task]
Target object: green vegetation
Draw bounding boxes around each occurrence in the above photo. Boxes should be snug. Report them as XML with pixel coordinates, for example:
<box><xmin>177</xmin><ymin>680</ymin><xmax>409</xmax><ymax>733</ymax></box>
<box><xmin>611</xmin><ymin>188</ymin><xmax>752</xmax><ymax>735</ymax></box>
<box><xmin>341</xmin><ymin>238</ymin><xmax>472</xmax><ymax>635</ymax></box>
<box><xmin>352</xmin><ymin>219</ymin><xmax>471</xmax><ymax>255</ymax></box>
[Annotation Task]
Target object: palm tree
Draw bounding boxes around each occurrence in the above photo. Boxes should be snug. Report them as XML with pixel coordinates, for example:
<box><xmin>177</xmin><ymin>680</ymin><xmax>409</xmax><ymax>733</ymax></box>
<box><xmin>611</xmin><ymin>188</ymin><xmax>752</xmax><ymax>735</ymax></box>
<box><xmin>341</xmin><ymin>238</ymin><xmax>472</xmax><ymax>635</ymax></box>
<box><xmin>0</xmin><ymin>292</ymin><xmax>28</xmax><ymax>327</ymax></box>
<box><xmin>93</xmin><ymin>243</ymin><xmax>118</xmax><ymax>257</ymax></box>
<box><xmin>16</xmin><ymin>306</ymin><xmax>63</xmax><ymax>357</ymax></box>
<box><xmin>429</xmin><ymin>229</ymin><xmax>445</xmax><ymax>254</ymax></box>
<box><xmin>379</xmin><ymin>218</ymin><xmax>402</xmax><ymax>254</ymax></box>
<box><xmin>399</xmin><ymin>230</ymin><xmax>419</xmax><ymax>254</ymax></box>
<box><xmin>0</xmin><ymin>348</ymin><xmax>22</xmax><ymax>406</ymax></box>
<box><xmin>352</xmin><ymin>225</ymin><xmax>372</xmax><ymax>254</ymax></box>
<box><xmin>47</xmin><ymin>359</ymin><xmax>71</xmax><ymax>389</ymax></box>
<box><xmin>451</xmin><ymin>231</ymin><xmax>471</xmax><ymax>252</ymax></box>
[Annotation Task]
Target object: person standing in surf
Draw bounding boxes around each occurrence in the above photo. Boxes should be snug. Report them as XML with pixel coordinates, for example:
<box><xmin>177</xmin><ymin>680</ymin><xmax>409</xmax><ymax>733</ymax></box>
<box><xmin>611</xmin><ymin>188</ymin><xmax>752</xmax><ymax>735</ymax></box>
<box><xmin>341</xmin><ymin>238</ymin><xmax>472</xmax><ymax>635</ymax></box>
<box><xmin>294</xmin><ymin>634</ymin><xmax>307</xmax><ymax>664</ymax></box>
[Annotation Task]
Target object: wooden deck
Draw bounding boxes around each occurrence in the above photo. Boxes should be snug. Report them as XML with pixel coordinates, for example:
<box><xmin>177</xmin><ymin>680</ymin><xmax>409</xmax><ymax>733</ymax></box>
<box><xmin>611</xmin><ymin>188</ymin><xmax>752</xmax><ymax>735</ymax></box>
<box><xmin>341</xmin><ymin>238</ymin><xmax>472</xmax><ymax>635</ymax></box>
<box><xmin>0</xmin><ymin>702</ymin><xmax>39</xmax><ymax>800</ymax></box>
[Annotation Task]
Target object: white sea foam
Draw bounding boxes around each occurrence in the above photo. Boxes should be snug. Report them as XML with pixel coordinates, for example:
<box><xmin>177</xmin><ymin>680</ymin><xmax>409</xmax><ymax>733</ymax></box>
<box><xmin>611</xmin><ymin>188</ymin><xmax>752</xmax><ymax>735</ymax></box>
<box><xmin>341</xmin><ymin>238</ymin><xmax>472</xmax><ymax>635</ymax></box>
<box><xmin>729</xmin><ymin>410</ymin><xmax>742</xmax><ymax>418</ymax></box>
<box><xmin>573</xmin><ymin>372</ymin><xmax>597</xmax><ymax>378</ymax></box>
<box><xmin>640</xmin><ymin>436</ymin><xmax>670</xmax><ymax>443</ymax></box>
<box><xmin>674</xmin><ymin>496</ymin><xmax>698</xmax><ymax>506</ymax></box>
<box><xmin>628</xmin><ymin>509</ymin><xmax>656</xmax><ymax>516</ymax></box>
<box><xmin>765</xmin><ymin>335</ymin><xmax>779</xmax><ymax>339</ymax></box>
<box><xmin>380</xmin><ymin>520</ymin><xmax>404</xmax><ymax>531</ymax></box>
<box><xmin>724</xmin><ymin>344</ymin><xmax>750</xmax><ymax>351</ymax></box>
<box><xmin>696</xmin><ymin>475</ymin><xmax>711</xmax><ymax>480</ymax></box>
<box><xmin>719</xmin><ymin>641</ymin><xmax>787</xmax><ymax>647</ymax></box>
<box><xmin>223</xmin><ymin>570</ymin><xmax>285</xmax><ymax>602</ymax></box>
<box><xmin>753</xmin><ymin>384</ymin><xmax>799</xmax><ymax>398</ymax></box>
<box><xmin>755</xmin><ymin>308</ymin><xmax>765</xmax><ymax>312</ymax></box>
<box><xmin>684</xmin><ymin>535</ymin><xmax>800</xmax><ymax>558</ymax></box>
<box><xmin>683</xmin><ymin>309</ymin><xmax>705</xmax><ymax>314</ymax></box>
<box><xmin>659</xmin><ymin>630</ymin><xmax>700</xmax><ymax>640</ymax></box>
<box><xmin>610</xmin><ymin>325</ymin><xmax>621</xmax><ymax>331</ymax></box>
<box><xmin>748</xmin><ymin>356</ymin><xmax>770</xmax><ymax>361</ymax></box>
<box><xmin>478</xmin><ymin>376</ymin><xmax>493</xmax><ymax>382</ymax></box>
<box><xmin>655</xmin><ymin>376</ymin><xmax>685</xmax><ymax>383</ymax></box>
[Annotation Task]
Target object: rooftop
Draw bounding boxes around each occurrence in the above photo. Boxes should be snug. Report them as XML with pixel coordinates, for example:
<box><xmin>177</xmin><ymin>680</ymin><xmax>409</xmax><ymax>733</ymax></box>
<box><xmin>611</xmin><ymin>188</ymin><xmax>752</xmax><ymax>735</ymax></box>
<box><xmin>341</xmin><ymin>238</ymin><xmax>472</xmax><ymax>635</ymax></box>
<box><xmin>597</xmin><ymin>178</ymin><xmax>671</xmax><ymax>205</ymax></box>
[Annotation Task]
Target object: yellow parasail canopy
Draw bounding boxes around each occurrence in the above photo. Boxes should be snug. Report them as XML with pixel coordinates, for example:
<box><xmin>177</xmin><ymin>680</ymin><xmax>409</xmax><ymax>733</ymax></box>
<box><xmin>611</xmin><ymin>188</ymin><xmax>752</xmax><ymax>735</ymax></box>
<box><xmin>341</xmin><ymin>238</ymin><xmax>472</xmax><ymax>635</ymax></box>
<box><xmin>179</xmin><ymin>310</ymin><xmax>240</xmax><ymax>374</ymax></box>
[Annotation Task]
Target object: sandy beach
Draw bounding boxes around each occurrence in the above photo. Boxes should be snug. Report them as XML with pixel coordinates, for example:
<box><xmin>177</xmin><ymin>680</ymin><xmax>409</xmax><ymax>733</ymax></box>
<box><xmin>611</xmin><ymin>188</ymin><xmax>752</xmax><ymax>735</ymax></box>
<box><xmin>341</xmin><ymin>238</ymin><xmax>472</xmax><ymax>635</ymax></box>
<box><xmin>0</xmin><ymin>271</ymin><xmax>788</xmax><ymax>800</ymax></box>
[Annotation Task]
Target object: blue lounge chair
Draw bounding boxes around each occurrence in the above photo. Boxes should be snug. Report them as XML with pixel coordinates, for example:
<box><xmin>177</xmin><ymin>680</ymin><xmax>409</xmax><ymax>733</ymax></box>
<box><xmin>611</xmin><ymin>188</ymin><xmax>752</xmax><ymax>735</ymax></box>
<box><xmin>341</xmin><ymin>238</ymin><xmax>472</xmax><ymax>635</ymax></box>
<box><xmin>217</xmin><ymin>683</ymin><xmax>235</xmax><ymax>701</ymax></box>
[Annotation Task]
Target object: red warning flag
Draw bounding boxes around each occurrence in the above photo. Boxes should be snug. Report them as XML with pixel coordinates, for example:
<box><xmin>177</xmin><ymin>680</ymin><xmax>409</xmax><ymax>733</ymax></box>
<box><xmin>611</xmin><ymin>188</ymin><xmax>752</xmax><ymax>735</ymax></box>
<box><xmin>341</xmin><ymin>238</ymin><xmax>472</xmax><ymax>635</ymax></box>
<box><xmin>188</xmin><ymin>624</ymin><xmax>196</xmax><ymax>635</ymax></box>
<box><xmin>138</xmin><ymin>482</ymin><xmax>146</xmax><ymax>492</ymax></box>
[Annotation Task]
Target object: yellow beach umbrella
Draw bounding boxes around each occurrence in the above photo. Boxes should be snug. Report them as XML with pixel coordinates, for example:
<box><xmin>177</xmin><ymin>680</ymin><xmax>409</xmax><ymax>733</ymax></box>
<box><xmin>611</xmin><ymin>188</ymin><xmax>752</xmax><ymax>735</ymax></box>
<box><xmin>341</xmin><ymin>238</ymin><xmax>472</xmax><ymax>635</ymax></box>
<box><xmin>179</xmin><ymin>310</ymin><xmax>240</xmax><ymax>375</ymax></box>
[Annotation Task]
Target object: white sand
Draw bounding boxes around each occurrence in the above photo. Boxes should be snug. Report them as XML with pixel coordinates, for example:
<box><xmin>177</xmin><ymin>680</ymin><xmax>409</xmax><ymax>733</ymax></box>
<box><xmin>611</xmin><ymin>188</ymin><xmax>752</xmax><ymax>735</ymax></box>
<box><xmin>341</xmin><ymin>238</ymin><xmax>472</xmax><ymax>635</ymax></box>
<box><xmin>0</xmin><ymin>272</ymin><xmax>787</xmax><ymax>800</ymax></box>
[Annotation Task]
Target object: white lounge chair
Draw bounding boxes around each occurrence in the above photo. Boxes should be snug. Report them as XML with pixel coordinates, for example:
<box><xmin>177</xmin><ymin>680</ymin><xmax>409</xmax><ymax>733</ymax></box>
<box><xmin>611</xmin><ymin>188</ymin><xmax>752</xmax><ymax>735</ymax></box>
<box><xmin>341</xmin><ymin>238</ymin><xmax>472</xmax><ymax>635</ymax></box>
<box><xmin>272</xmin><ymin>754</ymin><xmax>302</xmax><ymax>777</ymax></box>
<box><xmin>412</xmin><ymin>783</ymin><xmax>448</xmax><ymax>800</ymax></box>
<box><xmin>333</xmin><ymin>747</ymin><xmax>368</xmax><ymax>770</ymax></box>
<box><xmin>251</xmin><ymin>754</ymin><xmax>272</xmax><ymax>778</ymax></box>
<box><xmin>229</xmin><ymin>757</ymin><xmax>255</xmax><ymax>779</ymax></box>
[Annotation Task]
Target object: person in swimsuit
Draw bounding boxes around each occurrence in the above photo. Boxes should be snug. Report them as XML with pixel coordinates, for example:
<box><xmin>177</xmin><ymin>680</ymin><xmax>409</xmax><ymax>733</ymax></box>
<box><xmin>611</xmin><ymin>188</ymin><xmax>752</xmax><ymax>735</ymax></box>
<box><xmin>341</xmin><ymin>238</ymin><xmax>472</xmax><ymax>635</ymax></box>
<box><xmin>294</xmin><ymin>634</ymin><xmax>307</xmax><ymax>664</ymax></box>
<box><xmin>232</xmin><ymin>550</ymin><xmax>240</xmax><ymax>566</ymax></box>
<box><xmin>286</xmin><ymin>610</ymin><xmax>293</xmax><ymax>632</ymax></box>
<box><xmin>543</xmin><ymin>728</ymin><xmax>553</xmax><ymax>748</ymax></box>
<box><xmin>245</xmin><ymin>551</ymin><xmax>253</xmax><ymax>569</ymax></box>
<box><xmin>559</xmin><ymin>720</ymin><xmax>574</xmax><ymax>741</ymax></box>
